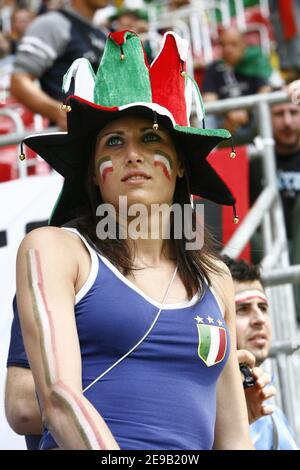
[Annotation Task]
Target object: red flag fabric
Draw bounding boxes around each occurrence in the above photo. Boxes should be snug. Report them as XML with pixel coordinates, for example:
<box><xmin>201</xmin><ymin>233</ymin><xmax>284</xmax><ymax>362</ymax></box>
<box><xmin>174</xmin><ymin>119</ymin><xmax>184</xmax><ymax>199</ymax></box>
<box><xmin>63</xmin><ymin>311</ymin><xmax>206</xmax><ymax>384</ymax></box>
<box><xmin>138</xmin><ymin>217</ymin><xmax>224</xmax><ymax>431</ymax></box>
<box><xmin>279</xmin><ymin>0</ymin><xmax>298</xmax><ymax>41</ymax></box>
<box><xmin>208</xmin><ymin>146</ymin><xmax>250</xmax><ymax>260</ymax></box>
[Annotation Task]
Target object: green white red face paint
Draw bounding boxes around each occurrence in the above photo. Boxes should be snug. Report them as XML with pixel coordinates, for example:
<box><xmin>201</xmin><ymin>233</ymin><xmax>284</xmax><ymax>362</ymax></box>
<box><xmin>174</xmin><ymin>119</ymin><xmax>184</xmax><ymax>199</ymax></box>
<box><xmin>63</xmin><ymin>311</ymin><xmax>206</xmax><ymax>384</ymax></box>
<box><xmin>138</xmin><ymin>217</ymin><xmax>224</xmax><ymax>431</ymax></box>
<box><xmin>26</xmin><ymin>248</ymin><xmax>106</xmax><ymax>449</ymax></box>
<box><xmin>97</xmin><ymin>150</ymin><xmax>174</xmax><ymax>185</ymax></box>
<box><xmin>98</xmin><ymin>156</ymin><xmax>113</xmax><ymax>182</ymax></box>
<box><xmin>235</xmin><ymin>289</ymin><xmax>268</xmax><ymax>305</ymax></box>
<box><xmin>154</xmin><ymin>151</ymin><xmax>173</xmax><ymax>181</ymax></box>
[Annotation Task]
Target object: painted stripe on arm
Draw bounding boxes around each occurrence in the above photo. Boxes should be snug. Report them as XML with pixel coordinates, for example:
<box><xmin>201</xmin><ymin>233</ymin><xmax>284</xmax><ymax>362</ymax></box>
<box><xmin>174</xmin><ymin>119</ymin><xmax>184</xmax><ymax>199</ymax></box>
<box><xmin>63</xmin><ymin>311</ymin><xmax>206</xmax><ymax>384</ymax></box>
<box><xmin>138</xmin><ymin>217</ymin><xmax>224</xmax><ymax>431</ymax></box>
<box><xmin>26</xmin><ymin>248</ymin><xmax>107</xmax><ymax>449</ymax></box>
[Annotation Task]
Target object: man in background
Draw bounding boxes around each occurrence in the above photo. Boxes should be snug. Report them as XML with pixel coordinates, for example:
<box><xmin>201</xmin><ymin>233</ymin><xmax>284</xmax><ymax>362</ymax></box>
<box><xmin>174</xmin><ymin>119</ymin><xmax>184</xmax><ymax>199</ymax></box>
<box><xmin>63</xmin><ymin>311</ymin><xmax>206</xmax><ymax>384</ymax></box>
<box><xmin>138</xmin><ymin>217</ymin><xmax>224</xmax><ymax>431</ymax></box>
<box><xmin>223</xmin><ymin>255</ymin><xmax>298</xmax><ymax>450</ymax></box>
<box><xmin>10</xmin><ymin>0</ymin><xmax>110</xmax><ymax>130</ymax></box>
<box><xmin>250</xmin><ymin>96</ymin><xmax>300</xmax><ymax>321</ymax></box>
<box><xmin>202</xmin><ymin>26</ymin><xmax>270</xmax><ymax>142</ymax></box>
<box><xmin>7</xmin><ymin>5</ymin><xmax>34</xmax><ymax>54</ymax></box>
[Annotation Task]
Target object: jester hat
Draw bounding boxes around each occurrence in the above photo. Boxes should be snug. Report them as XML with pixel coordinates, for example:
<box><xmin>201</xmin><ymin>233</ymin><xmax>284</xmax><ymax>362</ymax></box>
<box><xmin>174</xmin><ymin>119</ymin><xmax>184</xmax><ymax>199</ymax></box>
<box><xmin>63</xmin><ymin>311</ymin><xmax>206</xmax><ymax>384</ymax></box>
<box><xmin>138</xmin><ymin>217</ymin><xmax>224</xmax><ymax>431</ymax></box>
<box><xmin>23</xmin><ymin>30</ymin><xmax>236</xmax><ymax>226</ymax></box>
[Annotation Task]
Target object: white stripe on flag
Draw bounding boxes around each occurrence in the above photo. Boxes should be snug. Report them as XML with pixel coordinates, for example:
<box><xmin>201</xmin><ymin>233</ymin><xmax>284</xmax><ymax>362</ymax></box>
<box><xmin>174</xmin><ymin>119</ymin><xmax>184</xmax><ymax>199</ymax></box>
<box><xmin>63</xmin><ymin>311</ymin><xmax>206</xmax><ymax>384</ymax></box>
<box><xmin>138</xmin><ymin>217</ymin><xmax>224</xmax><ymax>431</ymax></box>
<box><xmin>206</xmin><ymin>326</ymin><xmax>220</xmax><ymax>367</ymax></box>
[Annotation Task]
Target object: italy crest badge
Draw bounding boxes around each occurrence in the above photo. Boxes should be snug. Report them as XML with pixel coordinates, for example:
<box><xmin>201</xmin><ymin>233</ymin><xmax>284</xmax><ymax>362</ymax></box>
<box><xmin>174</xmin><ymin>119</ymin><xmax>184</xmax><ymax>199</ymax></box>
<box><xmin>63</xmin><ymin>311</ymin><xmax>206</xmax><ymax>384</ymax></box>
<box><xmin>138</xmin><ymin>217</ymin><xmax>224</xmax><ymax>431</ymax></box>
<box><xmin>195</xmin><ymin>316</ymin><xmax>227</xmax><ymax>367</ymax></box>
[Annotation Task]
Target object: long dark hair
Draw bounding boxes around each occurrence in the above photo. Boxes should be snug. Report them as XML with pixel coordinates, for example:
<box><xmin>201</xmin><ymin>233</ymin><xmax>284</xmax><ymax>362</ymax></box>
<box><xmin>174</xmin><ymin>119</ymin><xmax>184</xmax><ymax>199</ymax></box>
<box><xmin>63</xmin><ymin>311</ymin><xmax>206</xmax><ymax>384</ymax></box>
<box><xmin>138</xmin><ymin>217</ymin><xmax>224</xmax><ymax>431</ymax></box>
<box><xmin>66</xmin><ymin>131</ymin><xmax>223</xmax><ymax>299</ymax></box>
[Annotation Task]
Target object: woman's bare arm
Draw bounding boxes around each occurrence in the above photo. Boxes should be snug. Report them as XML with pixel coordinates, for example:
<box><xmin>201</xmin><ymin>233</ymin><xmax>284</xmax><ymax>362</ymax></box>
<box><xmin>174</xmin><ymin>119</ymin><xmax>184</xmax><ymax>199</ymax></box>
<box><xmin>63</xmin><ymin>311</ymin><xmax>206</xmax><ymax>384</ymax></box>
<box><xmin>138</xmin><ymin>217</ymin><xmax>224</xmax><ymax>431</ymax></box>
<box><xmin>10</xmin><ymin>72</ymin><xmax>67</xmax><ymax>130</ymax></box>
<box><xmin>16</xmin><ymin>227</ymin><xmax>120</xmax><ymax>450</ymax></box>
<box><xmin>5</xmin><ymin>366</ymin><xmax>42</xmax><ymax>435</ymax></box>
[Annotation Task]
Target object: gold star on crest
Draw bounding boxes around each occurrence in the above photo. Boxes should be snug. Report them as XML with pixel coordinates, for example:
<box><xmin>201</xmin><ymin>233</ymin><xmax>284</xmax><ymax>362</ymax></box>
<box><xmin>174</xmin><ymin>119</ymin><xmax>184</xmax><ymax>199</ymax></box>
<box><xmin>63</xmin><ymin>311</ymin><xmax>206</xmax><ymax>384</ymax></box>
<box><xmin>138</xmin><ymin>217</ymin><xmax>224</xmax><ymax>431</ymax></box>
<box><xmin>194</xmin><ymin>315</ymin><xmax>204</xmax><ymax>323</ymax></box>
<box><xmin>206</xmin><ymin>316</ymin><xmax>214</xmax><ymax>324</ymax></box>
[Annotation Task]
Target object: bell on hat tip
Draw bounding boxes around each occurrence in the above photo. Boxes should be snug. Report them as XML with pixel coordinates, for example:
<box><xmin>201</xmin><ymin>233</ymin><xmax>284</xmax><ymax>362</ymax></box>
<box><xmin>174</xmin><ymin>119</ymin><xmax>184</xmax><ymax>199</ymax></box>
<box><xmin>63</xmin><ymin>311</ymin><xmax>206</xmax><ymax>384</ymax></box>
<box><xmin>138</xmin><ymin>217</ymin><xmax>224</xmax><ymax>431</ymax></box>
<box><xmin>153</xmin><ymin>123</ymin><xmax>159</xmax><ymax>131</ymax></box>
<box><xmin>19</xmin><ymin>153</ymin><xmax>26</xmax><ymax>161</ymax></box>
<box><xmin>120</xmin><ymin>53</ymin><xmax>125</xmax><ymax>61</ymax></box>
<box><xmin>180</xmin><ymin>71</ymin><xmax>186</xmax><ymax>77</ymax></box>
<box><xmin>61</xmin><ymin>104</ymin><xmax>72</xmax><ymax>112</ymax></box>
<box><xmin>233</xmin><ymin>216</ymin><xmax>239</xmax><ymax>224</ymax></box>
<box><xmin>230</xmin><ymin>150</ymin><xmax>236</xmax><ymax>159</ymax></box>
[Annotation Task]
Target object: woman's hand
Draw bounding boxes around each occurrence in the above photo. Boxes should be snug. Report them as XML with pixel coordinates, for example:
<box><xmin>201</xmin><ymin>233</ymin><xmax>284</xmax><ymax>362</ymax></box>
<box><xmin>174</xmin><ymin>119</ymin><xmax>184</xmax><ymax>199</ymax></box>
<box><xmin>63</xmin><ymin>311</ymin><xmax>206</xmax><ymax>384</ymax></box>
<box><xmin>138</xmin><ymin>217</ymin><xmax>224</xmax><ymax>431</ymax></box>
<box><xmin>237</xmin><ymin>349</ymin><xmax>276</xmax><ymax>424</ymax></box>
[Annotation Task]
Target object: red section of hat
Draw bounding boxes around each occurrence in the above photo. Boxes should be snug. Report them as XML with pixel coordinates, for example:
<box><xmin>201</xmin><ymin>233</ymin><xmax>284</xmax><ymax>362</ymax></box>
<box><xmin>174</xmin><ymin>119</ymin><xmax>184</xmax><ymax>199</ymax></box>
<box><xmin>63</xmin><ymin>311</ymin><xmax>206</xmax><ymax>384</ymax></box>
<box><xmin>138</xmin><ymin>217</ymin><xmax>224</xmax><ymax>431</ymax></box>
<box><xmin>150</xmin><ymin>34</ymin><xmax>188</xmax><ymax>126</ymax></box>
<box><xmin>67</xmin><ymin>95</ymin><xmax>119</xmax><ymax>111</ymax></box>
<box><xmin>109</xmin><ymin>30</ymin><xmax>135</xmax><ymax>46</ymax></box>
<box><xmin>109</xmin><ymin>30</ymin><xmax>150</xmax><ymax>70</ymax></box>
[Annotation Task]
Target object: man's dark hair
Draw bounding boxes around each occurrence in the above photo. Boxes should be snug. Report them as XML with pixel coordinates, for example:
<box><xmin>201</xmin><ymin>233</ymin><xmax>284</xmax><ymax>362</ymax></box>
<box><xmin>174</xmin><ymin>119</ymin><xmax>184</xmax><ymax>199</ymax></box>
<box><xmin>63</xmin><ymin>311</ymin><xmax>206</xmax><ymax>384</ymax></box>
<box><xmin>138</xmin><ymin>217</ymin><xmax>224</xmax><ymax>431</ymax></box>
<box><xmin>222</xmin><ymin>255</ymin><xmax>262</xmax><ymax>283</ymax></box>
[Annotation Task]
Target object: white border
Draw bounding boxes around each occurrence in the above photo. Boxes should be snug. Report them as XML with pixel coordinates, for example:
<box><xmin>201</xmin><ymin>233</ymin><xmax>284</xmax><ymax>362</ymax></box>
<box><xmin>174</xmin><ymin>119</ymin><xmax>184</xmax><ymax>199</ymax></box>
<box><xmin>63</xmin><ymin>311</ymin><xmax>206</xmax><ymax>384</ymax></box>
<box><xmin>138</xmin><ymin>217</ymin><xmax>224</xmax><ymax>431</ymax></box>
<box><xmin>119</xmin><ymin>101</ymin><xmax>176</xmax><ymax>127</ymax></box>
<box><xmin>203</xmin><ymin>276</ymin><xmax>225</xmax><ymax>318</ymax></box>
<box><xmin>209</xmin><ymin>285</ymin><xmax>225</xmax><ymax>318</ymax></box>
<box><xmin>61</xmin><ymin>227</ymin><xmax>99</xmax><ymax>305</ymax></box>
<box><xmin>61</xmin><ymin>227</ymin><xmax>200</xmax><ymax>309</ymax></box>
<box><xmin>98</xmin><ymin>253</ymin><xmax>199</xmax><ymax>310</ymax></box>
<box><xmin>151</xmin><ymin>31</ymin><xmax>189</xmax><ymax>67</ymax></box>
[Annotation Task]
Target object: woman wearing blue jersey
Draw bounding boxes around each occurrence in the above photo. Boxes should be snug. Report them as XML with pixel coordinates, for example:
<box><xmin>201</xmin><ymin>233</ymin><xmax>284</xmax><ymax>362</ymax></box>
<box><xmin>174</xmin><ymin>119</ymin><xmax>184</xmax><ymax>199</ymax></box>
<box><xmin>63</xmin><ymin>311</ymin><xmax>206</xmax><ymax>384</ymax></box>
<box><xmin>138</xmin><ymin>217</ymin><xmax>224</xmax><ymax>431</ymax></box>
<box><xmin>16</xmin><ymin>30</ymin><xmax>253</xmax><ymax>449</ymax></box>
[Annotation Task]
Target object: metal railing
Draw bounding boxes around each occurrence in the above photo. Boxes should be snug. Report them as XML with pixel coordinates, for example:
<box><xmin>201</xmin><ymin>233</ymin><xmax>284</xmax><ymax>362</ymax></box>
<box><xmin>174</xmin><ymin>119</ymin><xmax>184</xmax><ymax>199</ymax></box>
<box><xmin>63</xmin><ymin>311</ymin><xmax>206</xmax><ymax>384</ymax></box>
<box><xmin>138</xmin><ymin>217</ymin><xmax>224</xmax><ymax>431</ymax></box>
<box><xmin>0</xmin><ymin>107</ymin><xmax>57</xmax><ymax>178</ymax></box>
<box><xmin>148</xmin><ymin>0</ymin><xmax>272</xmax><ymax>65</ymax></box>
<box><xmin>148</xmin><ymin>1</ymin><xmax>232</xmax><ymax>65</ymax></box>
<box><xmin>205</xmin><ymin>90</ymin><xmax>300</xmax><ymax>438</ymax></box>
<box><xmin>0</xmin><ymin>108</ymin><xmax>27</xmax><ymax>178</ymax></box>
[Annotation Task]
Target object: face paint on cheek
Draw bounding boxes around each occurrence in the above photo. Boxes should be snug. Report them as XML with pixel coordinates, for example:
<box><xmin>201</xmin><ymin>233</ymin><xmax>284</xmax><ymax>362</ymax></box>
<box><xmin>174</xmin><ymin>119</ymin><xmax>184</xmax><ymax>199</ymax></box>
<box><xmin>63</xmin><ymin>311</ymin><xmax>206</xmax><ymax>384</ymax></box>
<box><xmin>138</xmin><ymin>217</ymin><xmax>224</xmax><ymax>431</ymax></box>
<box><xmin>98</xmin><ymin>156</ymin><xmax>113</xmax><ymax>183</ymax></box>
<box><xmin>154</xmin><ymin>151</ymin><xmax>173</xmax><ymax>181</ymax></box>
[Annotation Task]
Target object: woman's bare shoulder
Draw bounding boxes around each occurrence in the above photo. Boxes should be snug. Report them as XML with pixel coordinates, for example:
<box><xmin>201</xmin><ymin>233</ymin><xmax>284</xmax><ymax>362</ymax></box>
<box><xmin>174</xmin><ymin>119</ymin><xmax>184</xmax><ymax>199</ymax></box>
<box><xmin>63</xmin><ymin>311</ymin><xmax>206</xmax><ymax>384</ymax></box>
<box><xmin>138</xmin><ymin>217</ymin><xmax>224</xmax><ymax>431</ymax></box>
<box><xmin>209</xmin><ymin>257</ymin><xmax>232</xmax><ymax>283</ymax></box>
<box><xmin>17</xmin><ymin>226</ymin><xmax>84</xmax><ymax>263</ymax></box>
<box><xmin>208</xmin><ymin>257</ymin><xmax>234</xmax><ymax>316</ymax></box>
<box><xmin>19</xmin><ymin>226</ymin><xmax>79</xmax><ymax>244</ymax></box>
